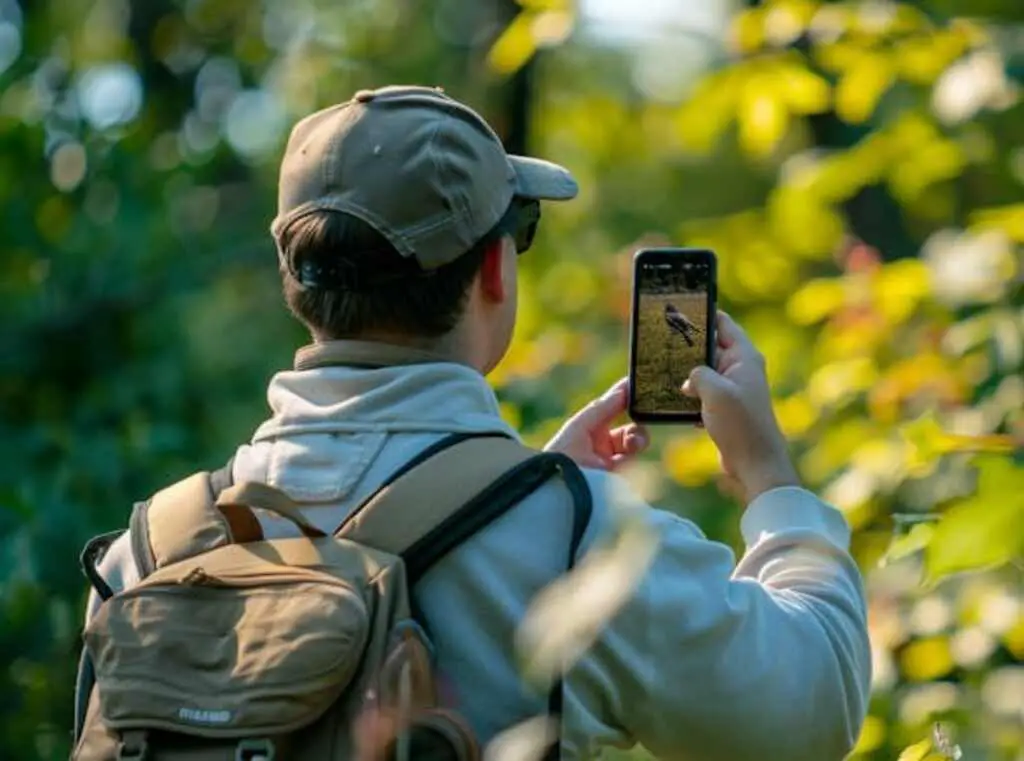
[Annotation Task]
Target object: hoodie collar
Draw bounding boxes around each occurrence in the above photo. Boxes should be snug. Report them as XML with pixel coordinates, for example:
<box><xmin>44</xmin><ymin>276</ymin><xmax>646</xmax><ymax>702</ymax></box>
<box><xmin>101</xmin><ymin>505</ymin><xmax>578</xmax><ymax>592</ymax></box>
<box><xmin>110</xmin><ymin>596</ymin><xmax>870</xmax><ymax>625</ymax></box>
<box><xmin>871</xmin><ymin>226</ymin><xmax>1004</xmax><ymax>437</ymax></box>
<box><xmin>250</xmin><ymin>340</ymin><xmax>520</xmax><ymax>443</ymax></box>
<box><xmin>293</xmin><ymin>339</ymin><xmax>462</xmax><ymax>371</ymax></box>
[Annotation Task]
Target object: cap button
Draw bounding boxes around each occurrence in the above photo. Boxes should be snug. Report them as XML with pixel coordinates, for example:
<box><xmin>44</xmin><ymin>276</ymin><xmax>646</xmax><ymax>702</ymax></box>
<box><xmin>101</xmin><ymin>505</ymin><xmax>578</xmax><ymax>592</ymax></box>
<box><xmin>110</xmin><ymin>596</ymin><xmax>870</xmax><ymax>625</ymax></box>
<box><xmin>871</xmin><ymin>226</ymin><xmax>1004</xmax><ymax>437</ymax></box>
<box><xmin>354</xmin><ymin>89</ymin><xmax>377</xmax><ymax>103</ymax></box>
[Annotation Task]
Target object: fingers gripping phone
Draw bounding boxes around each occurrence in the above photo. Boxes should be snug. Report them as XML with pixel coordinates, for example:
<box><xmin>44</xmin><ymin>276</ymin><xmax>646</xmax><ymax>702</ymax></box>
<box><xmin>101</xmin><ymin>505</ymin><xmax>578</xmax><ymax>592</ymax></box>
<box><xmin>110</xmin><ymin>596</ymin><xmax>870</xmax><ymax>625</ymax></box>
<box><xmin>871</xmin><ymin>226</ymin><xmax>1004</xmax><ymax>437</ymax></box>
<box><xmin>627</xmin><ymin>247</ymin><xmax>718</xmax><ymax>424</ymax></box>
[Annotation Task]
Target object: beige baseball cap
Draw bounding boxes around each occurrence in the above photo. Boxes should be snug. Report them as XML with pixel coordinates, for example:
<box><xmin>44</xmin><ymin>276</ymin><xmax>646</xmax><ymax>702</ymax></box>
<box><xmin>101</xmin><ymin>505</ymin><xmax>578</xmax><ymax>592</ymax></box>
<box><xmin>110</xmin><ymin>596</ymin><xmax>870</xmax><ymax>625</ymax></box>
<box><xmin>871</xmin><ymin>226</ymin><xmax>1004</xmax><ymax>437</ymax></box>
<box><xmin>270</xmin><ymin>84</ymin><xmax>578</xmax><ymax>271</ymax></box>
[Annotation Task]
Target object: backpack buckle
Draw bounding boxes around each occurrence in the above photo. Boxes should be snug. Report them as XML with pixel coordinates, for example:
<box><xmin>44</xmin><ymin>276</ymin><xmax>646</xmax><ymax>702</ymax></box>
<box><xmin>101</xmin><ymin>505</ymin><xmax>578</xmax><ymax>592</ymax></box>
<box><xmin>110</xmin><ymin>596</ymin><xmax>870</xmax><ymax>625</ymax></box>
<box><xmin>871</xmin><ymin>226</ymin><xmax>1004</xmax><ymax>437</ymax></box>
<box><xmin>117</xmin><ymin>730</ymin><xmax>150</xmax><ymax>760</ymax></box>
<box><xmin>235</xmin><ymin>738</ymin><xmax>276</xmax><ymax>761</ymax></box>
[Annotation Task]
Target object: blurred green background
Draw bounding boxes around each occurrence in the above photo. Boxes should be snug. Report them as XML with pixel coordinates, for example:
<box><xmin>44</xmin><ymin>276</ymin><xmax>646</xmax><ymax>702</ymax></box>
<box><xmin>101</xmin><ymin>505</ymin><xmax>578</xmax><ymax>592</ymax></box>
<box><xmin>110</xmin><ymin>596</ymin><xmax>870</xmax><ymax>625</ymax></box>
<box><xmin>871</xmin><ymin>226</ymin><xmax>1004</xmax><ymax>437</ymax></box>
<box><xmin>1</xmin><ymin>0</ymin><xmax>1022</xmax><ymax>759</ymax></box>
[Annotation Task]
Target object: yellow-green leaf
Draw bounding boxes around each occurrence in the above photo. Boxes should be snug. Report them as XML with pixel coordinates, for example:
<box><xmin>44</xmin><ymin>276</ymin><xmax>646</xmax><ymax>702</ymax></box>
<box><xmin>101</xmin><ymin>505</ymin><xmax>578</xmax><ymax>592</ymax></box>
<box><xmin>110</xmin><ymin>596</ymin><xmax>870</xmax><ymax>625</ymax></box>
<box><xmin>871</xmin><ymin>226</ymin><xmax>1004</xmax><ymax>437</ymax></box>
<box><xmin>970</xmin><ymin>203</ymin><xmax>1024</xmax><ymax>242</ymax></box>
<box><xmin>925</xmin><ymin>456</ymin><xmax>1024</xmax><ymax>581</ymax></box>
<box><xmin>879</xmin><ymin>522</ymin><xmax>935</xmax><ymax>567</ymax></box>
<box><xmin>901</xmin><ymin>636</ymin><xmax>955</xmax><ymax>681</ymax></box>
<box><xmin>487</xmin><ymin>11</ymin><xmax>539</xmax><ymax>75</ymax></box>
<box><xmin>898</xmin><ymin>738</ymin><xmax>935</xmax><ymax>761</ymax></box>
<box><xmin>836</xmin><ymin>51</ymin><xmax>895</xmax><ymax>123</ymax></box>
<box><xmin>786</xmin><ymin>277</ymin><xmax>846</xmax><ymax>325</ymax></box>
<box><xmin>738</xmin><ymin>78</ymin><xmax>789</xmax><ymax>158</ymax></box>
<box><xmin>776</xmin><ymin>61</ymin><xmax>831</xmax><ymax>114</ymax></box>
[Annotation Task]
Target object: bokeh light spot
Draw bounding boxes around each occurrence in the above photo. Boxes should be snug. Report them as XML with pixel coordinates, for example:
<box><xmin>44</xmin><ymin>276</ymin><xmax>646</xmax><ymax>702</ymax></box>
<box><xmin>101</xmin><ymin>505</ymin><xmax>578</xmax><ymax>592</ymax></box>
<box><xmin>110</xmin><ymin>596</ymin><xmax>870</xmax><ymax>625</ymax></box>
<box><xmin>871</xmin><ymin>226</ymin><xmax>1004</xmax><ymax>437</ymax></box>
<box><xmin>76</xmin><ymin>63</ymin><xmax>143</xmax><ymax>130</ymax></box>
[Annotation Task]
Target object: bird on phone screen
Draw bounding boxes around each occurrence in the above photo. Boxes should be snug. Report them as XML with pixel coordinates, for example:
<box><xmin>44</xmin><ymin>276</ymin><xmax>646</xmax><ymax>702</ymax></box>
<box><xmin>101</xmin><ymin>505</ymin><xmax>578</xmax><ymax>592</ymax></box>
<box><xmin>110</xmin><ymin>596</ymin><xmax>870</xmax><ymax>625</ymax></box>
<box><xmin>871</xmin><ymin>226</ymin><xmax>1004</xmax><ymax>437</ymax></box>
<box><xmin>664</xmin><ymin>303</ymin><xmax>698</xmax><ymax>347</ymax></box>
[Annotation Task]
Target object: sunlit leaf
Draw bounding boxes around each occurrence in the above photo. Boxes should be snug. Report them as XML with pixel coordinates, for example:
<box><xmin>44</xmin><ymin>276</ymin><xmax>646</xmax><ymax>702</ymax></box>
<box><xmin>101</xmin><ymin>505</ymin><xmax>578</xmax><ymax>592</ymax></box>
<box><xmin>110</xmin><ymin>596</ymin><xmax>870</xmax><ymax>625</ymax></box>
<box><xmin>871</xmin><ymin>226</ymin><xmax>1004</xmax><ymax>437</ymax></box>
<box><xmin>900</xmin><ymin>412</ymin><xmax>1019</xmax><ymax>476</ymax></box>
<box><xmin>516</xmin><ymin>0</ymin><xmax>571</xmax><ymax>10</ymax></box>
<box><xmin>896</xmin><ymin>29</ymin><xmax>971</xmax><ymax>86</ymax></box>
<box><xmin>663</xmin><ymin>433</ymin><xmax>720</xmax><ymax>486</ymax></box>
<box><xmin>487</xmin><ymin>11</ymin><xmax>539</xmax><ymax>75</ymax></box>
<box><xmin>970</xmin><ymin>203</ymin><xmax>1024</xmax><ymax>242</ymax></box>
<box><xmin>774</xmin><ymin>393</ymin><xmax>817</xmax><ymax>437</ymax></box>
<box><xmin>872</xmin><ymin>259</ymin><xmax>933</xmax><ymax>325</ymax></box>
<box><xmin>901</xmin><ymin>636</ymin><xmax>955</xmax><ymax>681</ymax></box>
<box><xmin>675</xmin><ymin>71</ymin><xmax>740</xmax><ymax>154</ymax></box>
<box><xmin>899</xmin><ymin>411</ymin><xmax>954</xmax><ymax>476</ymax></box>
<box><xmin>729</xmin><ymin>7</ymin><xmax>764</xmax><ymax>55</ymax></box>
<box><xmin>807</xmin><ymin>357</ymin><xmax>878</xmax><ymax>409</ymax></box>
<box><xmin>868</xmin><ymin>353</ymin><xmax>967</xmax><ymax>423</ymax></box>
<box><xmin>1003</xmin><ymin>614</ymin><xmax>1024</xmax><ymax>660</ymax></box>
<box><xmin>925</xmin><ymin>456</ymin><xmax>1024</xmax><ymax>581</ymax></box>
<box><xmin>530</xmin><ymin>10</ymin><xmax>574</xmax><ymax>47</ymax></box>
<box><xmin>889</xmin><ymin>137</ymin><xmax>967</xmax><ymax>203</ymax></box>
<box><xmin>767</xmin><ymin>184</ymin><xmax>845</xmax><ymax>259</ymax></box>
<box><xmin>853</xmin><ymin>714</ymin><xmax>886</xmax><ymax>755</ymax></box>
<box><xmin>879</xmin><ymin>522</ymin><xmax>935</xmax><ymax>567</ymax></box>
<box><xmin>898</xmin><ymin>737</ymin><xmax>935</xmax><ymax>761</ymax></box>
<box><xmin>835</xmin><ymin>51</ymin><xmax>894</xmax><ymax>123</ymax></box>
<box><xmin>786</xmin><ymin>276</ymin><xmax>846</xmax><ymax>325</ymax></box>
<box><xmin>498</xmin><ymin>401</ymin><xmax>523</xmax><ymax>430</ymax></box>
<box><xmin>737</xmin><ymin>75</ymin><xmax>789</xmax><ymax>158</ymax></box>
<box><xmin>776</xmin><ymin>60</ymin><xmax>831</xmax><ymax>114</ymax></box>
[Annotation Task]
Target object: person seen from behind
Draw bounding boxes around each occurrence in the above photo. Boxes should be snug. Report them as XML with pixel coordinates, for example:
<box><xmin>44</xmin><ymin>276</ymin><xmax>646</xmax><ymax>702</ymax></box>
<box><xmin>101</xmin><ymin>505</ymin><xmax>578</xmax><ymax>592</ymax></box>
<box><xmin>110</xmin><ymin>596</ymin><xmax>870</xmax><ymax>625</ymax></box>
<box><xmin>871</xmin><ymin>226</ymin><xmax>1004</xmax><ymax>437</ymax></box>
<box><xmin>84</xmin><ymin>85</ymin><xmax>872</xmax><ymax>761</ymax></box>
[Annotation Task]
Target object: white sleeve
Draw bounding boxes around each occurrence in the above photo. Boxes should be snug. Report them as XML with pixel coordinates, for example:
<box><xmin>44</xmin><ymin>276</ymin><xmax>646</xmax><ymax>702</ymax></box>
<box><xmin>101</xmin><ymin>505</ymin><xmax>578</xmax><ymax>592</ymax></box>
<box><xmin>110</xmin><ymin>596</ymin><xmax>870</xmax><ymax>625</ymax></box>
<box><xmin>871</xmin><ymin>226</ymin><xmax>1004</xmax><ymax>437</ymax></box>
<box><xmin>568</xmin><ymin>481</ymin><xmax>872</xmax><ymax>761</ymax></box>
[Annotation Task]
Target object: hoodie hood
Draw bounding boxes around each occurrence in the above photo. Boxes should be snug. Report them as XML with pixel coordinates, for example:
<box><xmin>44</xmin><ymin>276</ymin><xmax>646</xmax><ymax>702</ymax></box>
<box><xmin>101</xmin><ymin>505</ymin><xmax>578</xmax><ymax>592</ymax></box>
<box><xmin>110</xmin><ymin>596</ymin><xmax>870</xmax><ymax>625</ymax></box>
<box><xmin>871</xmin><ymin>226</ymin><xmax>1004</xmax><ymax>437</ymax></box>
<box><xmin>233</xmin><ymin>340</ymin><xmax>519</xmax><ymax>504</ymax></box>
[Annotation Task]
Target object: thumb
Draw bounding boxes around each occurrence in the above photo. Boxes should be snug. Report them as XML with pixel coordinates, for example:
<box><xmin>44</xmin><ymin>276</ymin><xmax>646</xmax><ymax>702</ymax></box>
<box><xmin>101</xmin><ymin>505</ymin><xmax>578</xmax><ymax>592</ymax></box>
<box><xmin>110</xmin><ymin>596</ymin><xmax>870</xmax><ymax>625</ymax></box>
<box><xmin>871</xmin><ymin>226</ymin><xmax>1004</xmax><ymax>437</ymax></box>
<box><xmin>681</xmin><ymin>365</ymin><xmax>730</xmax><ymax>401</ymax></box>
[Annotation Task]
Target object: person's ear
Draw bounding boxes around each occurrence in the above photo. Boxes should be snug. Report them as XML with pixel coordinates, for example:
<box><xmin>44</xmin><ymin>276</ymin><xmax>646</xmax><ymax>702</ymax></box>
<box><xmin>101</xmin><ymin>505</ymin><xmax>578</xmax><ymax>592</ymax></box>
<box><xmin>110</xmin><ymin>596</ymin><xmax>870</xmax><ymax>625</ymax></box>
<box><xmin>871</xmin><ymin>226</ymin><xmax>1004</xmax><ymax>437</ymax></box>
<box><xmin>478</xmin><ymin>236</ymin><xmax>509</xmax><ymax>304</ymax></box>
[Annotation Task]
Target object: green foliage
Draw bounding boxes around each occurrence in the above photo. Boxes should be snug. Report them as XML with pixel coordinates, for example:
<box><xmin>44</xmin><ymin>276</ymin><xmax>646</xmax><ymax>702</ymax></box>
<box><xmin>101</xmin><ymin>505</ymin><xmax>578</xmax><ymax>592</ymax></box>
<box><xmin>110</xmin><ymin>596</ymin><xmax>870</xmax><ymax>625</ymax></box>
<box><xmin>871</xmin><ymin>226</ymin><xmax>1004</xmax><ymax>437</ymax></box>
<box><xmin>1</xmin><ymin>0</ymin><xmax>1022</xmax><ymax>760</ymax></box>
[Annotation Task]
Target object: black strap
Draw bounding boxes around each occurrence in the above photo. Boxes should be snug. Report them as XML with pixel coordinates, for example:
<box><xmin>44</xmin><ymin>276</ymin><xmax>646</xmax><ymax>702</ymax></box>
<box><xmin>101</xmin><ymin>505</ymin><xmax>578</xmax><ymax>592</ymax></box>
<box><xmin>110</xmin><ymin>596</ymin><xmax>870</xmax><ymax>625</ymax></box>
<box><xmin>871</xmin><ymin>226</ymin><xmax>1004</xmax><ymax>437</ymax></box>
<box><xmin>79</xmin><ymin>529</ymin><xmax>125</xmax><ymax>602</ymax></box>
<box><xmin>388</xmin><ymin>443</ymin><xmax>592</xmax><ymax>761</ymax></box>
<box><xmin>402</xmin><ymin>450</ymin><xmax>591</xmax><ymax>583</ymax></box>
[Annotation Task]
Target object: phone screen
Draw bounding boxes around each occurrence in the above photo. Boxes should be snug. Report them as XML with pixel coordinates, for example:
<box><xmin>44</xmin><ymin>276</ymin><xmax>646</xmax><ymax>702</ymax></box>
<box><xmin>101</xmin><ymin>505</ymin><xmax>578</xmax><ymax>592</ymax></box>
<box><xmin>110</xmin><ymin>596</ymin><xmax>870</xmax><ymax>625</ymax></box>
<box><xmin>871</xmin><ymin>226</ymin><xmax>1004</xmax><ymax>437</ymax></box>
<box><xmin>630</xmin><ymin>251</ymin><xmax>714</xmax><ymax>420</ymax></box>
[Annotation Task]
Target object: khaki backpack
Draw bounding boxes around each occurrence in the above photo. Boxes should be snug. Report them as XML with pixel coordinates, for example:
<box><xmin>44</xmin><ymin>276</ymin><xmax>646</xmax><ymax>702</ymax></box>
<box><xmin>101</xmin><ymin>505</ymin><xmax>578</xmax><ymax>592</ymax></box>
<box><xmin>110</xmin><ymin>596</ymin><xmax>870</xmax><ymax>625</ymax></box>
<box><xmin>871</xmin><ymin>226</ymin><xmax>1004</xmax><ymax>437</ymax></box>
<box><xmin>71</xmin><ymin>432</ymin><xmax>592</xmax><ymax>761</ymax></box>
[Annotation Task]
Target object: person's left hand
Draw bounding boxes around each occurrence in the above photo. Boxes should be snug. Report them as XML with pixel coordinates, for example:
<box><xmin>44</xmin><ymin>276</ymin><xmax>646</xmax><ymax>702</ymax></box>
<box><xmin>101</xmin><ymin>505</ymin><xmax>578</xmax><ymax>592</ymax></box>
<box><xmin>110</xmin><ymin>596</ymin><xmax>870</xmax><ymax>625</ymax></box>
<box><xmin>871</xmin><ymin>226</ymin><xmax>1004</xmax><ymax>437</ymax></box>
<box><xmin>544</xmin><ymin>378</ymin><xmax>650</xmax><ymax>471</ymax></box>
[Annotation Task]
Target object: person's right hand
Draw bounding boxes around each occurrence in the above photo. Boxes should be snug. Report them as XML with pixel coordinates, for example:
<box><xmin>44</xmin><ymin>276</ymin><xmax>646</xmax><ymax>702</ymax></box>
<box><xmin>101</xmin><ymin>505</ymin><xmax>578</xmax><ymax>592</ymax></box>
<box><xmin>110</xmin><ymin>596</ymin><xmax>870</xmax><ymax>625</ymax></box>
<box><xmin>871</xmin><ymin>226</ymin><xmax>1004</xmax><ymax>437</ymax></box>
<box><xmin>681</xmin><ymin>311</ymin><xmax>800</xmax><ymax>504</ymax></box>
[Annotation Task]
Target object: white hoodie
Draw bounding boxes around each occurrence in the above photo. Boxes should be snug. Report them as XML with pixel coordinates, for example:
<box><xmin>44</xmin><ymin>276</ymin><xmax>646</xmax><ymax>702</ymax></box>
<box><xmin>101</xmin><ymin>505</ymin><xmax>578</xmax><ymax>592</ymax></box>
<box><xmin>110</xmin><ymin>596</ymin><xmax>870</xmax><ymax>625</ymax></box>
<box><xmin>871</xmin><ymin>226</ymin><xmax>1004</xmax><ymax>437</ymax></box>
<box><xmin>84</xmin><ymin>340</ymin><xmax>872</xmax><ymax>761</ymax></box>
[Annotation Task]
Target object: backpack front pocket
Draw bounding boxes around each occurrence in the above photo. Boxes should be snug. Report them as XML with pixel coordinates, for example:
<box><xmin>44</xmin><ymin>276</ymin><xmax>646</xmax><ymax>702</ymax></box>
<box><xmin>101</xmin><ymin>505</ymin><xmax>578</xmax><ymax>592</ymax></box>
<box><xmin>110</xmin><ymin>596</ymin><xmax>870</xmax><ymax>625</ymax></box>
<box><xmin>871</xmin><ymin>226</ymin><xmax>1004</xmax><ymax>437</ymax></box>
<box><xmin>85</xmin><ymin>565</ymin><xmax>370</xmax><ymax>739</ymax></box>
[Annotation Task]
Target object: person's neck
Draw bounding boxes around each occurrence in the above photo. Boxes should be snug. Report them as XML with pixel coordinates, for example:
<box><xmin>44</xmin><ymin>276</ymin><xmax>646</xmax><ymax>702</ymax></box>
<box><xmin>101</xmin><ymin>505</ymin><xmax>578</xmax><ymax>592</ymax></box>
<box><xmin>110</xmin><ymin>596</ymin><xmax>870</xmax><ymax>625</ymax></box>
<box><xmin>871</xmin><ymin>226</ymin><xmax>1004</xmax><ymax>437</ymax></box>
<box><xmin>312</xmin><ymin>328</ymin><xmax>479</xmax><ymax>370</ymax></box>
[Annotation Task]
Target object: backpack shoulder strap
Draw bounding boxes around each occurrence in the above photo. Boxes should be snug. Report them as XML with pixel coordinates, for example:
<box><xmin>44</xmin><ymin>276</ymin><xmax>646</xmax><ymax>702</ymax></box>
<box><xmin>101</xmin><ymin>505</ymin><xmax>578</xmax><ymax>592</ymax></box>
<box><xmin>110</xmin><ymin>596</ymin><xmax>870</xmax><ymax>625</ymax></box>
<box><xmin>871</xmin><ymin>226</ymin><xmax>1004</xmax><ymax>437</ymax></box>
<box><xmin>335</xmin><ymin>433</ymin><xmax>592</xmax><ymax>583</ymax></box>
<box><xmin>337</xmin><ymin>432</ymin><xmax>592</xmax><ymax>761</ymax></box>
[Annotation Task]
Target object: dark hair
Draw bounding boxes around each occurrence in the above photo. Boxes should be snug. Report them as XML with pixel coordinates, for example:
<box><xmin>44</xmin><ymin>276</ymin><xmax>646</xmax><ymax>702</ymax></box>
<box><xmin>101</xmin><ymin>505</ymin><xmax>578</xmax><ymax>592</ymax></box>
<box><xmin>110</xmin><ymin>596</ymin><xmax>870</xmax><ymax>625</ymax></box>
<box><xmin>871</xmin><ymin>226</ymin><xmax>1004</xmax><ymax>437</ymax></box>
<box><xmin>278</xmin><ymin>206</ymin><xmax>517</xmax><ymax>340</ymax></box>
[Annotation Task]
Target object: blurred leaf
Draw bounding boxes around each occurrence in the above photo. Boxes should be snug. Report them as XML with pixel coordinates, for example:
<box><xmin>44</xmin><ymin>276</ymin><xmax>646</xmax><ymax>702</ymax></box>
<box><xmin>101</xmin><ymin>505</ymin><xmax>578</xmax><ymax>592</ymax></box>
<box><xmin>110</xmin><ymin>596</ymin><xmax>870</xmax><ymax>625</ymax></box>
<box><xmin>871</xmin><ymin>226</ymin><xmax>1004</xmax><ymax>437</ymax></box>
<box><xmin>663</xmin><ymin>433</ymin><xmax>720</xmax><ymax>486</ymax></box>
<box><xmin>676</xmin><ymin>71</ymin><xmax>741</xmax><ymax>154</ymax></box>
<box><xmin>487</xmin><ymin>11</ymin><xmax>539</xmax><ymax>75</ymax></box>
<box><xmin>852</xmin><ymin>714</ymin><xmax>886</xmax><ymax>755</ymax></box>
<box><xmin>898</xmin><ymin>737</ymin><xmax>936</xmax><ymax>761</ymax></box>
<box><xmin>516</xmin><ymin>509</ymin><xmax>660</xmax><ymax>690</ymax></box>
<box><xmin>872</xmin><ymin>259</ymin><xmax>932</xmax><ymax>325</ymax></box>
<box><xmin>925</xmin><ymin>456</ymin><xmax>1024</xmax><ymax>581</ymax></box>
<box><xmin>807</xmin><ymin>357</ymin><xmax>878</xmax><ymax>409</ymax></box>
<box><xmin>835</xmin><ymin>51</ymin><xmax>894</xmax><ymax>123</ymax></box>
<box><xmin>786</xmin><ymin>277</ymin><xmax>846</xmax><ymax>324</ymax></box>
<box><xmin>901</xmin><ymin>636</ymin><xmax>955</xmax><ymax>681</ymax></box>
<box><xmin>776</xmin><ymin>60</ymin><xmax>831</xmax><ymax>114</ymax></box>
<box><xmin>880</xmin><ymin>522</ymin><xmax>935</xmax><ymax>567</ymax></box>
<box><xmin>970</xmin><ymin>203</ymin><xmax>1024</xmax><ymax>242</ymax></box>
<box><xmin>738</xmin><ymin>74</ymin><xmax>789</xmax><ymax>157</ymax></box>
<box><xmin>484</xmin><ymin>716</ymin><xmax>559</xmax><ymax>761</ymax></box>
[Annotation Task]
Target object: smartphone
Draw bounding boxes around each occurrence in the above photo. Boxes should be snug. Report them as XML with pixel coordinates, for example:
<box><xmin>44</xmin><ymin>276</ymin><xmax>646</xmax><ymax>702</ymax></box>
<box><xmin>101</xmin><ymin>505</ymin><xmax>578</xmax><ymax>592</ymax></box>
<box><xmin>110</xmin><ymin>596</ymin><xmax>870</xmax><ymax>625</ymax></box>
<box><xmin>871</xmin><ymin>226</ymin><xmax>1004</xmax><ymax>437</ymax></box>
<box><xmin>627</xmin><ymin>247</ymin><xmax>717</xmax><ymax>424</ymax></box>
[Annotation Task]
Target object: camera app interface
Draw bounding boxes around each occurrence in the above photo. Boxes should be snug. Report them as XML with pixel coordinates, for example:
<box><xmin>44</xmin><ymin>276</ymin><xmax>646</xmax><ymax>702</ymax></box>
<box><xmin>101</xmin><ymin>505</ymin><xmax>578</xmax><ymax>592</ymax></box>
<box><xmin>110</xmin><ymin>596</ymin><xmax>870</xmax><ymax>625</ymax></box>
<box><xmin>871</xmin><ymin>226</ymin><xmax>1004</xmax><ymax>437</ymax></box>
<box><xmin>633</xmin><ymin>257</ymin><xmax>709</xmax><ymax>416</ymax></box>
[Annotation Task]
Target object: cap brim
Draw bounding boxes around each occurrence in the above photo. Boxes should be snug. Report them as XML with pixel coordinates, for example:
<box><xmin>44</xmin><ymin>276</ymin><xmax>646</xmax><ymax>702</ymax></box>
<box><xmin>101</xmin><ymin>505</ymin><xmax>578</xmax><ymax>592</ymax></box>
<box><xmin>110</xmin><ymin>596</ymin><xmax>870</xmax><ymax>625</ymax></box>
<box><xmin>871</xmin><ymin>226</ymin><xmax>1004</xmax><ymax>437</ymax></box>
<box><xmin>509</xmin><ymin>155</ymin><xmax>578</xmax><ymax>201</ymax></box>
